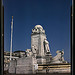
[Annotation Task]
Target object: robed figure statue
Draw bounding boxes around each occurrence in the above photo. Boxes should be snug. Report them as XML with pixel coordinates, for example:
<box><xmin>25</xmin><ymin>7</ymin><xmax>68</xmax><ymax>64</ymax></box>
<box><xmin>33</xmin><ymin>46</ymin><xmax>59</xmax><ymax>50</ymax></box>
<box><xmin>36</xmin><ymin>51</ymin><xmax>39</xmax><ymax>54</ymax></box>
<box><xmin>44</xmin><ymin>38</ymin><xmax>50</xmax><ymax>53</ymax></box>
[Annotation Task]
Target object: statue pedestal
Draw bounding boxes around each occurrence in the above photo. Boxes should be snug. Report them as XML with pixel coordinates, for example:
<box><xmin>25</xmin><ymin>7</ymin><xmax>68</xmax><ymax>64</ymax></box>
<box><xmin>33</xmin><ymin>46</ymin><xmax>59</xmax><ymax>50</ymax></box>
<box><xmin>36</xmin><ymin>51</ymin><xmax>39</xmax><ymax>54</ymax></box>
<box><xmin>36</xmin><ymin>56</ymin><xmax>46</xmax><ymax>64</ymax></box>
<box><xmin>45</xmin><ymin>52</ymin><xmax>52</xmax><ymax>64</ymax></box>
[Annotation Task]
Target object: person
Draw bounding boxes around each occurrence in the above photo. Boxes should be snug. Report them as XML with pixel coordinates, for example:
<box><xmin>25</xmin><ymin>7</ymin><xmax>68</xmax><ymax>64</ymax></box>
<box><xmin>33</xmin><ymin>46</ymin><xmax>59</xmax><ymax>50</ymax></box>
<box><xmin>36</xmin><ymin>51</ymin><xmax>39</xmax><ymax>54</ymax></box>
<box><xmin>46</xmin><ymin>66</ymin><xmax>49</xmax><ymax>73</ymax></box>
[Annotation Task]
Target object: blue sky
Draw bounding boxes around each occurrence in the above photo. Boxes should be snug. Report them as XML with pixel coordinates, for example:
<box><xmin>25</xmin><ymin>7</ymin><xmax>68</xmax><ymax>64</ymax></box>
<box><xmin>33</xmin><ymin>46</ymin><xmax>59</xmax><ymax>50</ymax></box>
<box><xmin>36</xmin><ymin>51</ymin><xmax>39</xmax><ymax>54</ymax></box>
<box><xmin>3</xmin><ymin>0</ymin><xmax>72</xmax><ymax>62</ymax></box>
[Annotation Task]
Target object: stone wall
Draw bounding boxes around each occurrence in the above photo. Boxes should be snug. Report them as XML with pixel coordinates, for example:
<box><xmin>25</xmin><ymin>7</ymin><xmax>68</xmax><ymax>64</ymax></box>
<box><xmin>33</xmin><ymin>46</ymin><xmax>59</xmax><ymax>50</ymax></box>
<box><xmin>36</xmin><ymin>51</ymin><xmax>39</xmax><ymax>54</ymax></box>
<box><xmin>8</xmin><ymin>60</ymin><xmax>16</xmax><ymax>73</ymax></box>
<box><xmin>8</xmin><ymin>57</ymin><xmax>37</xmax><ymax>74</ymax></box>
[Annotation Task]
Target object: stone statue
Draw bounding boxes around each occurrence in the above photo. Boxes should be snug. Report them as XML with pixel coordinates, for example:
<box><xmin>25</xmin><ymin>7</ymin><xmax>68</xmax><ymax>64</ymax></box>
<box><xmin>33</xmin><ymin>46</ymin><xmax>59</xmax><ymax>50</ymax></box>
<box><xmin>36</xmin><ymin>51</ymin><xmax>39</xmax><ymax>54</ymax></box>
<box><xmin>32</xmin><ymin>25</ymin><xmax>45</xmax><ymax>34</ymax></box>
<box><xmin>44</xmin><ymin>39</ymin><xmax>50</xmax><ymax>53</ymax></box>
<box><xmin>31</xmin><ymin>45</ymin><xmax>37</xmax><ymax>57</ymax></box>
<box><xmin>52</xmin><ymin>50</ymin><xmax>65</xmax><ymax>63</ymax></box>
<box><xmin>26</xmin><ymin>49</ymin><xmax>32</xmax><ymax>57</ymax></box>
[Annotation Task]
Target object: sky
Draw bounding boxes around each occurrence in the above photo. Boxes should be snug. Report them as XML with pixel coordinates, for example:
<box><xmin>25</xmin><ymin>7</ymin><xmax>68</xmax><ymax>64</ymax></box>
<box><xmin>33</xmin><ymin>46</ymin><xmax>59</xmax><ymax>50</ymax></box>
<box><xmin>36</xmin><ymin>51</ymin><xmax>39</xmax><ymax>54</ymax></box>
<box><xmin>3</xmin><ymin>0</ymin><xmax>72</xmax><ymax>62</ymax></box>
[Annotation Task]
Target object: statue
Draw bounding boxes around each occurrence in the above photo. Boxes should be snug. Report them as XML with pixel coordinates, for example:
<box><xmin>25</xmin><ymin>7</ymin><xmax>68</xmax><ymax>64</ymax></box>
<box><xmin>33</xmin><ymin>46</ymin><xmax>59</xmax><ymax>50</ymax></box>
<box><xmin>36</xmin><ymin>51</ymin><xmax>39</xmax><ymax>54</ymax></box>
<box><xmin>51</xmin><ymin>50</ymin><xmax>65</xmax><ymax>63</ymax></box>
<box><xmin>44</xmin><ymin>39</ymin><xmax>50</xmax><ymax>53</ymax></box>
<box><xmin>31</xmin><ymin>45</ymin><xmax>37</xmax><ymax>57</ymax></box>
<box><xmin>26</xmin><ymin>49</ymin><xmax>32</xmax><ymax>57</ymax></box>
<box><xmin>32</xmin><ymin>25</ymin><xmax>45</xmax><ymax>34</ymax></box>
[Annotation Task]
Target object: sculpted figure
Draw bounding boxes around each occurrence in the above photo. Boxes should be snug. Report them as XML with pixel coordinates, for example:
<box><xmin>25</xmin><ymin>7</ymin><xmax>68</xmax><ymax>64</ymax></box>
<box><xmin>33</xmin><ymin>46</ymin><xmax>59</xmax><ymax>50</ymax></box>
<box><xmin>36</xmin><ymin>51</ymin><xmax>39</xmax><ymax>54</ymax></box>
<box><xmin>32</xmin><ymin>25</ymin><xmax>45</xmax><ymax>34</ymax></box>
<box><xmin>26</xmin><ymin>49</ymin><xmax>32</xmax><ymax>57</ymax></box>
<box><xmin>52</xmin><ymin>50</ymin><xmax>65</xmax><ymax>63</ymax></box>
<box><xmin>61</xmin><ymin>57</ymin><xmax>64</xmax><ymax>61</ymax></box>
<box><xmin>31</xmin><ymin>45</ymin><xmax>37</xmax><ymax>57</ymax></box>
<box><xmin>39</xmin><ymin>28</ymin><xmax>43</xmax><ymax>33</ymax></box>
<box><xmin>32</xmin><ymin>46</ymin><xmax>36</xmax><ymax>54</ymax></box>
<box><xmin>44</xmin><ymin>39</ymin><xmax>50</xmax><ymax>53</ymax></box>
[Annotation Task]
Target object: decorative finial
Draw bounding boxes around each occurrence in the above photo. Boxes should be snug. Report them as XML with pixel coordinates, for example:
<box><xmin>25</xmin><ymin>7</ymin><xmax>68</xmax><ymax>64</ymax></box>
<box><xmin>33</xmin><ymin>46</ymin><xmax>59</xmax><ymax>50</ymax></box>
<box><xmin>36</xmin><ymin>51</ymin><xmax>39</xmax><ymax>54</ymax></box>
<box><xmin>12</xmin><ymin>16</ymin><xmax>13</xmax><ymax>19</ymax></box>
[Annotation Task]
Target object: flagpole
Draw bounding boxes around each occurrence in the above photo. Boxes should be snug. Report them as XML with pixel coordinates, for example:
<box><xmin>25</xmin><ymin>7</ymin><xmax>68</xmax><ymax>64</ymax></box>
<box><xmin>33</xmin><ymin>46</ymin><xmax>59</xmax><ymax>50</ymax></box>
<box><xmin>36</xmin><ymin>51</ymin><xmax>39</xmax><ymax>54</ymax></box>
<box><xmin>10</xmin><ymin>16</ymin><xmax>13</xmax><ymax>61</ymax></box>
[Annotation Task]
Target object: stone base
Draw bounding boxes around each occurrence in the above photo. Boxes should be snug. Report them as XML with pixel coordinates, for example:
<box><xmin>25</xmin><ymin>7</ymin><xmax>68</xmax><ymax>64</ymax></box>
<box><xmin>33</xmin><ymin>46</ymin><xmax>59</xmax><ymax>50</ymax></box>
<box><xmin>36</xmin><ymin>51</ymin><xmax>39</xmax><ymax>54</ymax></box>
<box><xmin>51</xmin><ymin>60</ymin><xmax>67</xmax><ymax>64</ymax></box>
<box><xmin>37</xmin><ymin>58</ymin><xmax>46</xmax><ymax>64</ymax></box>
<box><xmin>49</xmin><ymin>68</ymin><xmax>71</xmax><ymax>73</ymax></box>
<box><xmin>16</xmin><ymin>66</ymin><xmax>33</xmax><ymax>74</ymax></box>
<box><xmin>8</xmin><ymin>57</ymin><xmax>37</xmax><ymax>74</ymax></box>
<box><xmin>38</xmin><ymin>63</ymin><xmax>71</xmax><ymax>73</ymax></box>
<box><xmin>8</xmin><ymin>60</ymin><xmax>16</xmax><ymax>74</ymax></box>
<box><xmin>45</xmin><ymin>54</ymin><xmax>52</xmax><ymax>64</ymax></box>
